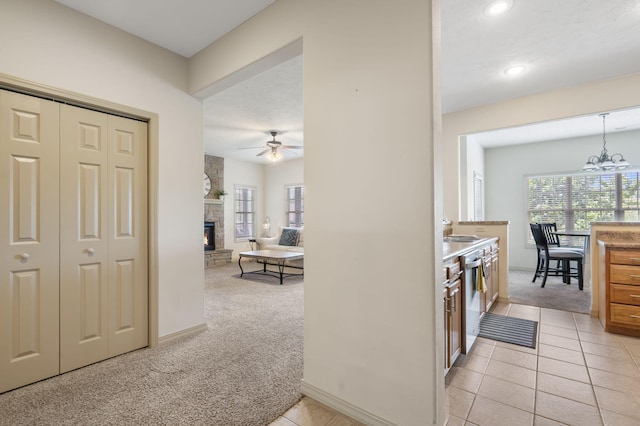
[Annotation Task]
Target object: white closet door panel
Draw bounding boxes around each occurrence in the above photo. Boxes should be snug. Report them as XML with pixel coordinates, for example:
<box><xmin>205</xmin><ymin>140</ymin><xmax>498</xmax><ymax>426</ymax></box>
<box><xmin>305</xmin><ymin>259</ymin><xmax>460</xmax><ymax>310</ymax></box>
<box><xmin>108</xmin><ymin>115</ymin><xmax>147</xmax><ymax>357</ymax></box>
<box><xmin>59</xmin><ymin>105</ymin><xmax>109</xmax><ymax>373</ymax></box>
<box><xmin>0</xmin><ymin>91</ymin><xmax>60</xmax><ymax>393</ymax></box>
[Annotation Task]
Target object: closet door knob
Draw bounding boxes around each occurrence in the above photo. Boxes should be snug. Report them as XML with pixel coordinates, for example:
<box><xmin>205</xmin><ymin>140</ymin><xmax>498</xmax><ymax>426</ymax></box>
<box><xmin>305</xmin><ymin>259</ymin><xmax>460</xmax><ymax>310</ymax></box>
<box><xmin>20</xmin><ymin>253</ymin><xmax>30</xmax><ymax>260</ymax></box>
<box><xmin>86</xmin><ymin>248</ymin><xmax>95</xmax><ymax>255</ymax></box>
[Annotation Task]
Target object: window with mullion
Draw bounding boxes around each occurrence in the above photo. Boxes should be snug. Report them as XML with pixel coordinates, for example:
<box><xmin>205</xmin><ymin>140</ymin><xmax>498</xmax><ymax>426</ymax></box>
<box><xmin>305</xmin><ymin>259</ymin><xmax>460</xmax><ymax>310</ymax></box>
<box><xmin>526</xmin><ymin>171</ymin><xmax>640</xmax><ymax>245</ymax></box>
<box><xmin>286</xmin><ymin>185</ymin><xmax>304</xmax><ymax>228</ymax></box>
<box><xmin>234</xmin><ymin>185</ymin><xmax>255</xmax><ymax>240</ymax></box>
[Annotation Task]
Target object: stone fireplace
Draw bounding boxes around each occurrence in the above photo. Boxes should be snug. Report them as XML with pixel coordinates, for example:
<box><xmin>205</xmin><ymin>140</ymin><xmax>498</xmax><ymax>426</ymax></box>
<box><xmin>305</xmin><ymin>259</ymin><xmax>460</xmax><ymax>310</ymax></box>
<box><xmin>204</xmin><ymin>155</ymin><xmax>232</xmax><ymax>266</ymax></box>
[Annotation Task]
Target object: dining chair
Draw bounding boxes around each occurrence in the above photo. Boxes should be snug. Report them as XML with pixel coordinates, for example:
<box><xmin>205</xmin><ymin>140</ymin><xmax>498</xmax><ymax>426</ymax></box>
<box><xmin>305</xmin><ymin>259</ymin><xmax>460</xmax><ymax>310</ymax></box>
<box><xmin>530</xmin><ymin>223</ymin><xmax>584</xmax><ymax>290</ymax></box>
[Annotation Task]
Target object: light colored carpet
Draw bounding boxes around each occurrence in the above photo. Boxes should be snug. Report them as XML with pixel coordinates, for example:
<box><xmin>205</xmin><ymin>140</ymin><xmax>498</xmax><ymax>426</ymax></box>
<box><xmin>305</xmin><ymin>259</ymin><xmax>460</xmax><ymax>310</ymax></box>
<box><xmin>0</xmin><ymin>262</ymin><xmax>303</xmax><ymax>425</ymax></box>
<box><xmin>508</xmin><ymin>268</ymin><xmax>591</xmax><ymax>314</ymax></box>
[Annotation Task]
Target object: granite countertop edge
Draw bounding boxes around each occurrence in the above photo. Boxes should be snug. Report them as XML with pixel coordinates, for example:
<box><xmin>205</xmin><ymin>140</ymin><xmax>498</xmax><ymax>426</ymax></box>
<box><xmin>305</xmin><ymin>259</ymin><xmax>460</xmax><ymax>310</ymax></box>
<box><xmin>443</xmin><ymin>236</ymin><xmax>499</xmax><ymax>262</ymax></box>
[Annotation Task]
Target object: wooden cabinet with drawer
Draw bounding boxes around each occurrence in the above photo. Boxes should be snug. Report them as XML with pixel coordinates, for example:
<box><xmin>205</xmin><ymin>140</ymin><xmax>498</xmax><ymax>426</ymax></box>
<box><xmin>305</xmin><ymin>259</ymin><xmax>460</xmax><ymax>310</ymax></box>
<box><xmin>602</xmin><ymin>248</ymin><xmax>640</xmax><ymax>336</ymax></box>
<box><xmin>443</xmin><ymin>256</ymin><xmax>462</xmax><ymax>374</ymax></box>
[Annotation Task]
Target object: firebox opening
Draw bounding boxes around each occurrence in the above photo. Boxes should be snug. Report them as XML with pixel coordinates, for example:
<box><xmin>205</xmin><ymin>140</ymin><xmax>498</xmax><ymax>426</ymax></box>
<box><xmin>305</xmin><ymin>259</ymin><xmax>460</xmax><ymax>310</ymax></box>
<box><xmin>204</xmin><ymin>221</ymin><xmax>215</xmax><ymax>251</ymax></box>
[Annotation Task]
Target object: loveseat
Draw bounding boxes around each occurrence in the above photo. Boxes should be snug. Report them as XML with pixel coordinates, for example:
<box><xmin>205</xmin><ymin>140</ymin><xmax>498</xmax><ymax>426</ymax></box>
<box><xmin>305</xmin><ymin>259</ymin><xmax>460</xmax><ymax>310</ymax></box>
<box><xmin>255</xmin><ymin>227</ymin><xmax>304</xmax><ymax>269</ymax></box>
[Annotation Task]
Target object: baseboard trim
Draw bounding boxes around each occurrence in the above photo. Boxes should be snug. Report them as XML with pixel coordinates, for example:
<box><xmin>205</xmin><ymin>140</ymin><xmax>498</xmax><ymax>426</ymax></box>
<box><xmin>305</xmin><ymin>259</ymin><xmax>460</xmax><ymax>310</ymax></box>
<box><xmin>300</xmin><ymin>380</ymin><xmax>397</xmax><ymax>426</ymax></box>
<box><xmin>157</xmin><ymin>323</ymin><xmax>208</xmax><ymax>346</ymax></box>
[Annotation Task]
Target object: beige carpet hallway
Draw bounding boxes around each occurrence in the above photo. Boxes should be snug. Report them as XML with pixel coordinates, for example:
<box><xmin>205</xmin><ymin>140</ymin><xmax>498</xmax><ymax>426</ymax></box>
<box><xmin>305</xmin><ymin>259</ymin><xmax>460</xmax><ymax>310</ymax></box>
<box><xmin>0</xmin><ymin>262</ymin><xmax>303</xmax><ymax>425</ymax></box>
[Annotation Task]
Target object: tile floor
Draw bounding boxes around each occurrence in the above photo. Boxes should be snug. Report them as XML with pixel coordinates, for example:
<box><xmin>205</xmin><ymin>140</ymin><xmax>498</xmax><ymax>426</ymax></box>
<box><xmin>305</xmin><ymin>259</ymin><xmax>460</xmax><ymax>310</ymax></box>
<box><xmin>447</xmin><ymin>302</ymin><xmax>640</xmax><ymax>426</ymax></box>
<box><xmin>270</xmin><ymin>302</ymin><xmax>640</xmax><ymax>426</ymax></box>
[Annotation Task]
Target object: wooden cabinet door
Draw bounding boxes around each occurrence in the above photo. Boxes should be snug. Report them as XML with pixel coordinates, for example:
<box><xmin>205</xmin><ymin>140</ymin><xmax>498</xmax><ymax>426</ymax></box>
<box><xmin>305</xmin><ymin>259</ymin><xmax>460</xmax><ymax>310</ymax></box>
<box><xmin>0</xmin><ymin>91</ymin><xmax>60</xmax><ymax>393</ymax></box>
<box><xmin>448</xmin><ymin>279</ymin><xmax>462</xmax><ymax>365</ymax></box>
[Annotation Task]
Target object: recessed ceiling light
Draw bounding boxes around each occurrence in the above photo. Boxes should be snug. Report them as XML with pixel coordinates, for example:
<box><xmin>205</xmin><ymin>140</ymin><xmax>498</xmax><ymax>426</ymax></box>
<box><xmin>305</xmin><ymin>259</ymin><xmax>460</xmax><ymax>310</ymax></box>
<box><xmin>504</xmin><ymin>65</ymin><xmax>526</xmax><ymax>76</ymax></box>
<box><xmin>484</xmin><ymin>0</ymin><xmax>514</xmax><ymax>16</ymax></box>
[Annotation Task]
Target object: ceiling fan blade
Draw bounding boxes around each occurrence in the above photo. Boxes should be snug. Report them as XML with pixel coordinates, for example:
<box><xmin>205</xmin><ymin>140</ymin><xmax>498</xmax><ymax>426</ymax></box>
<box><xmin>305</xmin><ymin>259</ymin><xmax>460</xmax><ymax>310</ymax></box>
<box><xmin>239</xmin><ymin>146</ymin><xmax>265</xmax><ymax>150</ymax></box>
<box><xmin>256</xmin><ymin>148</ymin><xmax>270</xmax><ymax>156</ymax></box>
<box><xmin>281</xmin><ymin>145</ymin><xmax>303</xmax><ymax>149</ymax></box>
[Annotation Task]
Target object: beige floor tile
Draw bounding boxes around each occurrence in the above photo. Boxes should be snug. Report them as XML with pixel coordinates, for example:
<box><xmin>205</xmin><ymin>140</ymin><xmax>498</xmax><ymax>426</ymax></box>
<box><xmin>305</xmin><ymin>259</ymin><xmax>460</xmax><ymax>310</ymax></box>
<box><xmin>541</xmin><ymin>308</ymin><xmax>575</xmax><ymax>321</ymax></box>
<box><xmin>282</xmin><ymin>398</ymin><xmax>337</xmax><ymax>426</ymax></box>
<box><xmin>446</xmin><ymin>386</ymin><xmax>476</xmax><ymax>420</ymax></box>
<box><xmin>584</xmin><ymin>353</ymin><xmax>640</xmax><ymax>377</ymax></box>
<box><xmin>538</xmin><ymin>344</ymin><xmax>585</xmax><ymax>365</ymax></box>
<box><xmin>269</xmin><ymin>416</ymin><xmax>297</xmax><ymax>426</ymax></box>
<box><xmin>469</xmin><ymin>341</ymin><xmax>495</xmax><ymax>358</ymax></box>
<box><xmin>454</xmin><ymin>353</ymin><xmax>490</xmax><ymax>374</ymax></box>
<box><xmin>475</xmin><ymin>336</ymin><xmax>497</xmax><ymax>346</ymax></box>
<box><xmin>490</xmin><ymin>302</ymin><xmax>510</xmax><ymax>315</ymax></box>
<box><xmin>496</xmin><ymin>340</ymin><xmax>538</xmax><ymax>355</ymax></box>
<box><xmin>539</xmin><ymin>317</ymin><xmax>577</xmax><ymax>330</ymax></box>
<box><xmin>491</xmin><ymin>346</ymin><xmax>538</xmax><ymax>370</ymax></box>
<box><xmin>593</xmin><ymin>386</ymin><xmax>640</xmax><ymax>421</ymax></box>
<box><xmin>589</xmin><ymin>367</ymin><xmax>640</xmax><ymax>394</ymax></box>
<box><xmin>534</xmin><ymin>415</ymin><xmax>568</xmax><ymax>426</ymax></box>
<box><xmin>467</xmin><ymin>395</ymin><xmax>534</xmax><ymax>426</ymax></box>
<box><xmin>578</xmin><ymin>330</ymin><xmax>622</xmax><ymax>346</ymax></box>
<box><xmin>537</xmin><ymin>357</ymin><xmax>591</xmax><ymax>383</ymax></box>
<box><xmin>445</xmin><ymin>415</ymin><xmax>465</xmax><ymax>426</ymax></box>
<box><xmin>540</xmin><ymin>324</ymin><xmax>579</xmax><ymax>340</ymax></box>
<box><xmin>510</xmin><ymin>304</ymin><xmax>541</xmax><ymax>314</ymax></box>
<box><xmin>446</xmin><ymin>367</ymin><xmax>484</xmax><ymax>393</ymax></box>
<box><xmin>538</xmin><ymin>333</ymin><xmax>582</xmax><ymax>351</ymax></box>
<box><xmin>326</xmin><ymin>413</ymin><xmax>365</xmax><ymax>426</ymax></box>
<box><xmin>575</xmin><ymin>322</ymin><xmax>606</xmax><ymax>335</ymax></box>
<box><xmin>536</xmin><ymin>372</ymin><xmax>597</xmax><ymax>406</ymax></box>
<box><xmin>535</xmin><ymin>391</ymin><xmax>602</xmax><ymax>426</ymax></box>
<box><xmin>484</xmin><ymin>359</ymin><xmax>537</xmax><ymax>388</ymax></box>
<box><xmin>580</xmin><ymin>341</ymin><xmax>631</xmax><ymax>360</ymax></box>
<box><xmin>476</xmin><ymin>375</ymin><xmax>535</xmax><ymax>412</ymax></box>
<box><xmin>600</xmin><ymin>409</ymin><xmax>640</xmax><ymax>426</ymax></box>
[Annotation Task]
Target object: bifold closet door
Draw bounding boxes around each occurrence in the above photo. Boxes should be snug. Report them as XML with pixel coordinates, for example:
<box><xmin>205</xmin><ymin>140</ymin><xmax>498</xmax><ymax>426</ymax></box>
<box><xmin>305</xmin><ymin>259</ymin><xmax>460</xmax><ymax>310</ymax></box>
<box><xmin>0</xmin><ymin>91</ymin><xmax>61</xmax><ymax>393</ymax></box>
<box><xmin>60</xmin><ymin>104</ymin><xmax>148</xmax><ymax>373</ymax></box>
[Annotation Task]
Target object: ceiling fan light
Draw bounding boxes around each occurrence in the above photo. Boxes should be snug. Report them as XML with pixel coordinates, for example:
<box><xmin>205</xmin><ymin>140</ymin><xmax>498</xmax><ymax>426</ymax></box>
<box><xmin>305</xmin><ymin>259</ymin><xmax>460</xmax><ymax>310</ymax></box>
<box><xmin>504</xmin><ymin>65</ymin><xmax>526</xmax><ymax>76</ymax></box>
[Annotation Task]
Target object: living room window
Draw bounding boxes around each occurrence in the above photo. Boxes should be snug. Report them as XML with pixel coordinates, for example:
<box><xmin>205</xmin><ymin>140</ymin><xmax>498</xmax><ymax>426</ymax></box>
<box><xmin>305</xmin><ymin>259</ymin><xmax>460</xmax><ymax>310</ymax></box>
<box><xmin>526</xmin><ymin>170</ymin><xmax>640</xmax><ymax>243</ymax></box>
<box><xmin>234</xmin><ymin>185</ymin><xmax>256</xmax><ymax>240</ymax></box>
<box><xmin>286</xmin><ymin>185</ymin><xmax>304</xmax><ymax>228</ymax></box>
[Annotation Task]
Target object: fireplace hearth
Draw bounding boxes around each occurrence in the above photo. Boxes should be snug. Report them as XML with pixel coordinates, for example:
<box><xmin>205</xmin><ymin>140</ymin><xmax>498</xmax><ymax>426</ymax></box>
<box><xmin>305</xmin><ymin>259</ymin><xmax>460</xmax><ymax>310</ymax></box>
<box><xmin>204</xmin><ymin>222</ymin><xmax>215</xmax><ymax>251</ymax></box>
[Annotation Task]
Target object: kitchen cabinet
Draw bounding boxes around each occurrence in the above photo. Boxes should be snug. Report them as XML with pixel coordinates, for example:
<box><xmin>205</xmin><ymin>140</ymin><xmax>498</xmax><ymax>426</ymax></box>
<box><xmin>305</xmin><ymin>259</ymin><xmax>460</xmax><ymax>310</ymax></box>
<box><xmin>479</xmin><ymin>242</ymin><xmax>500</xmax><ymax>315</ymax></box>
<box><xmin>600</xmin><ymin>247</ymin><xmax>640</xmax><ymax>336</ymax></box>
<box><xmin>443</xmin><ymin>256</ymin><xmax>462</xmax><ymax>373</ymax></box>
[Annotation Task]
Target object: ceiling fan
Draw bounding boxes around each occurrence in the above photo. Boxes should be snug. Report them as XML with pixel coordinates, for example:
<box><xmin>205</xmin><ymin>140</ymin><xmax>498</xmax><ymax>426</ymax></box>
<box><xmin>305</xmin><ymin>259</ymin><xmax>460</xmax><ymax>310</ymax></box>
<box><xmin>242</xmin><ymin>131</ymin><xmax>303</xmax><ymax>160</ymax></box>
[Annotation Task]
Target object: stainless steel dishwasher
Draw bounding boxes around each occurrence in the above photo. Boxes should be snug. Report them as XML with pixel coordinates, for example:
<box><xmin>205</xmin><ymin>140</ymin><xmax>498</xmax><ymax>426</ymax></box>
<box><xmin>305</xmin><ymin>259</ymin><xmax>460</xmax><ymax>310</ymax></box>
<box><xmin>461</xmin><ymin>250</ymin><xmax>482</xmax><ymax>353</ymax></box>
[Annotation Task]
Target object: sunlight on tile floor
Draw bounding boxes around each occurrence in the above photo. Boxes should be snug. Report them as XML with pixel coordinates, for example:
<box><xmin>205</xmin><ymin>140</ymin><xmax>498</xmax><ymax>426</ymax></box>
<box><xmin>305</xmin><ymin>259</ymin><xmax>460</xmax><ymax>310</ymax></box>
<box><xmin>272</xmin><ymin>302</ymin><xmax>640</xmax><ymax>426</ymax></box>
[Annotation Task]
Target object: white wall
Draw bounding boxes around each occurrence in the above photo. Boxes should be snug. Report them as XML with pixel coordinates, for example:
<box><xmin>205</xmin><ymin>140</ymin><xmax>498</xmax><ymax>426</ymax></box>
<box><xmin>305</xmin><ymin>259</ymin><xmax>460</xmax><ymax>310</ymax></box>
<box><xmin>1</xmin><ymin>0</ymin><xmax>206</xmax><ymax>338</ymax></box>
<box><xmin>191</xmin><ymin>1</ymin><xmax>441</xmax><ymax>425</ymax></box>
<box><xmin>223</xmin><ymin>158</ymin><xmax>265</xmax><ymax>257</ymax></box>
<box><xmin>264</xmin><ymin>158</ymin><xmax>303</xmax><ymax>232</ymax></box>
<box><xmin>484</xmin><ymin>130</ymin><xmax>640</xmax><ymax>270</ymax></box>
<box><xmin>443</xmin><ymin>72</ymin><xmax>640</xmax><ymax>223</ymax></box>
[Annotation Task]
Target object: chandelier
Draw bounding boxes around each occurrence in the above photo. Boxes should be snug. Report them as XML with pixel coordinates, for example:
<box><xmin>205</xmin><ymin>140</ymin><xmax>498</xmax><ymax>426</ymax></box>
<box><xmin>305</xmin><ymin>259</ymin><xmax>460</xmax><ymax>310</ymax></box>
<box><xmin>582</xmin><ymin>113</ymin><xmax>630</xmax><ymax>172</ymax></box>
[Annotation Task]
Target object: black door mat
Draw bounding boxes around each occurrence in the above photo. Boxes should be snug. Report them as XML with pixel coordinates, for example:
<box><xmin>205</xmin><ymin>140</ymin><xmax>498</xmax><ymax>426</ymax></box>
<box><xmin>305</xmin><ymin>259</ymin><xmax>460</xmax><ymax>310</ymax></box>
<box><xmin>479</xmin><ymin>313</ymin><xmax>538</xmax><ymax>349</ymax></box>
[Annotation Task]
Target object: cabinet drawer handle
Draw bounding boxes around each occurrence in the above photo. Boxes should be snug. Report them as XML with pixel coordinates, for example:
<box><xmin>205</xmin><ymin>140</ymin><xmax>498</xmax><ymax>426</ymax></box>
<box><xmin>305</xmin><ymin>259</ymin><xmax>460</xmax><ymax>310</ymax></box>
<box><xmin>630</xmin><ymin>295</ymin><xmax>640</xmax><ymax>298</ymax></box>
<box><xmin>630</xmin><ymin>315</ymin><xmax>640</xmax><ymax>319</ymax></box>
<box><xmin>630</xmin><ymin>258</ymin><xmax>640</xmax><ymax>261</ymax></box>
<box><xmin>630</xmin><ymin>275</ymin><xmax>640</xmax><ymax>279</ymax></box>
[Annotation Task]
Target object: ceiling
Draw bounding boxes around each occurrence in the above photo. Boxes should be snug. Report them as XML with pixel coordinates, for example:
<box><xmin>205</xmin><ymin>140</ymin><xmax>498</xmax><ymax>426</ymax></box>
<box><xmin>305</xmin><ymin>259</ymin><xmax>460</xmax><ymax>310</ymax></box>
<box><xmin>54</xmin><ymin>0</ymin><xmax>640</xmax><ymax>162</ymax></box>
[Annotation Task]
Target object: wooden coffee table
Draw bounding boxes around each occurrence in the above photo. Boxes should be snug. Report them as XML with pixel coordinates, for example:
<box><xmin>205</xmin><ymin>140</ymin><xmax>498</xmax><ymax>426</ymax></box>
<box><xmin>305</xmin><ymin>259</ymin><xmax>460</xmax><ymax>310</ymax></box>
<box><xmin>238</xmin><ymin>250</ymin><xmax>304</xmax><ymax>284</ymax></box>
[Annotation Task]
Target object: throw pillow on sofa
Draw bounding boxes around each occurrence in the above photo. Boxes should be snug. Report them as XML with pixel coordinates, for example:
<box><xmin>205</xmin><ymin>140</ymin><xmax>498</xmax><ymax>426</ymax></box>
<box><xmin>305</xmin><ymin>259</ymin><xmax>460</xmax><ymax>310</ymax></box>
<box><xmin>278</xmin><ymin>227</ymin><xmax>299</xmax><ymax>246</ymax></box>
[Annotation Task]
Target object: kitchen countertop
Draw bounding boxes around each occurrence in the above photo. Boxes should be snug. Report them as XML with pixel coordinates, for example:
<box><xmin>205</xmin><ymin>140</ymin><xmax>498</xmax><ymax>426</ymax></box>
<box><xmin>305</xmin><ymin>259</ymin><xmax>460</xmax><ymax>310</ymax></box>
<box><xmin>443</xmin><ymin>236</ymin><xmax>499</xmax><ymax>262</ymax></box>
<box><xmin>596</xmin><ymin>229</ymin><xmax>640</xmax><ymax>248</ymax></box>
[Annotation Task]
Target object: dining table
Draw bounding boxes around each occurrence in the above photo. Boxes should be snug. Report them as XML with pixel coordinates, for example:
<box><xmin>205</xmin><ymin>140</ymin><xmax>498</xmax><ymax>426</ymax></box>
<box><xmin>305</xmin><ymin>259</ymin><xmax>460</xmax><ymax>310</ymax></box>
<box><xmin>551</xmin><ymin>229</ymin><xmax>591</xmax><ymax>253</ymax></box>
